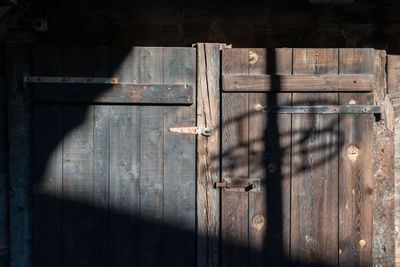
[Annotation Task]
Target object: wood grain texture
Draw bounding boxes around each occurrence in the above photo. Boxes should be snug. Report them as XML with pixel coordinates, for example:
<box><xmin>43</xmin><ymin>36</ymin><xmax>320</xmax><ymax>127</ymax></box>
<box><xmin>222</xmin><ymin>74</ymin><xmax>373</xmax><ymax>92</ymax></box>
<box><xmin>291</xmin><ymin>48</ymin><xmax>339</xmax><ymax>266</ymax></box>
<box><xmin>247</xmin><ymin>48</ymin><xmax>292</xmax><ymax>266</ymax></box>
<box><xmin>108</xmin><ymin>47</ymin><xmax>141</xmax><ymax>267</ymax></box>
<box><xmin>373</xmin><ymin>50</ymin><xmax>396</xmax><ymax>266</ymax></box>
<box><xmin>139</xmin><ymin>47</ymin><xmax>164</xmax><ymax>267</ymax></box>
<box><xmin>163</xmin><ymin>47</ymin><xmax>196</xmax><ymax>267</ymax></box>
<box><xmin>388</xmin><ymin>55</ymin><xmax>400</xmax><ymax>98</ymax></box>
<box><xmin>61</xmin><ymin>47</ymin><xmax>95</xmax><ymax>267</ymax></box>
<box><xmin>32</xmin><ymin>46</ymin><xmax>63</xmax><ymax>267</ymax></box>
<box><xmin>338</xmin><ymin>48</ymin><xmax>374</xmax><ymax>267</ymax></box>
<box><xmin>6</xmin><ymin>44</ymin><xmax>33</xmax><ymax>267</ymax></box>
<box><xmin>221</xmin><ymin>48</ymin><xmax>249</xmax><ymax>267</ymax></box>
<box><xmin>32</xmin><ymin>83</ymin><xmax>193</xmax><ymax>104</ymax></box>
<box><xmin>196</xmin><ymin>43</ymin><xmax>220</xmax><ymax>267</ymax></box>
<box><xmin>91</xmin><ymin>47</ymin><xmax>110</xmax><ymax>267</ymax></box>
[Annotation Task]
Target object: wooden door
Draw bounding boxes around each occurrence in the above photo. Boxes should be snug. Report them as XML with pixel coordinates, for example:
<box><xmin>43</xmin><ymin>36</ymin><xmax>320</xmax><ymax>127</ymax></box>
<box><xmin>220</xmin><ymin>48</ymin><xmax>375</xmax><ymax>266</ymax></box>
<box><xmin>31</xmin><ymin>47</ymin><xmax>196</xmax><ymax>267</ymax></box>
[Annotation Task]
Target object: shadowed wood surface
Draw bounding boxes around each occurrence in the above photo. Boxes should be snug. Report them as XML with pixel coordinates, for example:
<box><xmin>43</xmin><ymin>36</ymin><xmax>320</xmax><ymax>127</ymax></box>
<box><xmin>31</xmin><ymin>46</ymin><xmax>196</xmax><ymax>267</ymax></box>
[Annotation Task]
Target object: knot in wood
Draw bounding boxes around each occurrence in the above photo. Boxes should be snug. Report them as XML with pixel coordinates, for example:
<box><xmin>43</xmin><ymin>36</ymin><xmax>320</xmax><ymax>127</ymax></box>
<box><xmin>252</xmin><ymin>215</ymin><xmax>265</xmax><ymax>229</ymax></box>
<box><xmin>347</xmin><ymin>145</ymin><xmax>359</xmax><ymax>161</ymax></box>
<box><xmin>249</xmin><ymin>51</ymin><xmax>259</xmax><ymax>65</ymax></box>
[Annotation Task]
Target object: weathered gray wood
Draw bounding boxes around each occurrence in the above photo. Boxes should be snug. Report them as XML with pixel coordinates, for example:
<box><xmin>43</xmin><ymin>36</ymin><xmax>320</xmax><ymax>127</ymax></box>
<box><xmin>6</xmin><ymin>44</ymin><xmax>33</xmax><ymax>267</ymax></box>
<box><xmin>0</xmin><ymin>74</ymin><xmax>8</xmax><ymax>267</ymax></box>
<box><xmin>291</xmin><ymin>48</ymin><xmax>339</xmax><ymax>265</ymax></box>
<box><xmin>260</xmin><ymin>105</ymin><xmax>379</xmax><ymax>114</ymax></box>
<box><xmin>91</xmin><ymin>47</ymin><xmax>110</xmax><ymax>267</ymax></box>
<box><xmin>196</xmin><ymin>43</ymin><xmax>220</xmax><ymax>267</ymax></box>
<box><xmin>339</xmin><ymin>48</ymin><xmax>374</xmax><ymax>267</ymax></box>
<box><xmin>247</xmin><ymin>48</ymin><xmax>292</xmax><ymax>266</ymax></box>
<box><xmin>139</xmin><ymin>47</ymin><xmax>164</xmax><ymax>267</ymax></box>
<box><xmin>388</xmin><ymin>53</ymin><xmax>400</xmax><ymax>266</ymax></box>
<box><xmin>32</xmin><ymin>83</ymin><xmax>193</xmax><ymax>104</ymax></box>
<box><xmin>221</xmin><ymin>48</ymin><xmax>249</xmax><ymax>267</ymax></box>
<box><xmin>163</xmin><ymin>47</ymin><xmax>196</xmax><ymax>267</ymax></box>
<box><xmin>223</xmin><ymin>74</ymin><xmax>373</xmax><ymax>92</ymax></box>
<box><xmin>373</xmin><ymin>50</ymin><xmax>396</xmax><ymax>266</ymax></box>
<box><xmin>32</xmin><ymin>46</ymin><xmax>63</xmax><ymax>267</ymax></box>
<box><xmin>108</xmin><ymin>47</ymin><xmax>141</xmax><ymax>266</ymax></box>
<box><xmin>61</xmin><ymin>47</ymin><xmax>95</xmax><ymax>267</ymax></box>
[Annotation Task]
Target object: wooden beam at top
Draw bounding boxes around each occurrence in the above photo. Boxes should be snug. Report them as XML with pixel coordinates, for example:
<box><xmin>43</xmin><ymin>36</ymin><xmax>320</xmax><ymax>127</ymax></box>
<box><xmin>222</xmin><ymin>74</ymin><xmax>373</xmax><ymax>92</ymax></box>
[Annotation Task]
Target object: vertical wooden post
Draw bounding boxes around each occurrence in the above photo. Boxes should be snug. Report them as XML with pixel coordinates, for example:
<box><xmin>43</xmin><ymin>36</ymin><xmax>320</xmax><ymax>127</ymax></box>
<box><xmin>372</xmin><ymin>50</ymin><xmax>396</xmax><ymax>266</ymax></box>
<box><xmin>387</xmin><ymin>54</ymin><xmax>400</xmax><ymax>266</ymax></box>
<box><xmin>196</xmin><ymin>43</ymin><xmax>221</xmax><ymax>267</ymax></box>
<box><xmin>0</xmin><ymin>74</ymin><xmax>9</xmax><ymax>266</ymax></box>
<box><xmin>5</xmin><ymin>44</ymin><xmax>32</xmax><ymax>267</ymax></box>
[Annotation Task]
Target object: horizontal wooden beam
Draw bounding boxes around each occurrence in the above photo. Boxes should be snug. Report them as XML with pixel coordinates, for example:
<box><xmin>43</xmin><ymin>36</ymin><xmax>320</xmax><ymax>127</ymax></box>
<box><xmin>256</xmin><ymin>105</ymin><xmax>380</xmax><ymax>114</ymax></box>
<box><xmin>222</xmin><ymin>74</ymin><xmax>373</xmax><ymax>92</ymax></box>
<box><xmin>32</xmin><ymin>83</ymin><xmax>193</xmax><ymax>104</ymax></box>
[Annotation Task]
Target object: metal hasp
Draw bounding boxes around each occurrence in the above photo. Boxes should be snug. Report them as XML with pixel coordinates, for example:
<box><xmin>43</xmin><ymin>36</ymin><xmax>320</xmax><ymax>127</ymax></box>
<box><xmin>215</xmin><ymin>178</ymin><xmax>260</xmax><ymax>192</ymax></box>
<box><xmin>169</xmin><ymin>126</ymin><xmax>214</xmax><ymax>136</ymax></box>
<box><xmin>255</xmin><ymin>105</ymin><xmax>381</xmax><ymax>114</ymax></box>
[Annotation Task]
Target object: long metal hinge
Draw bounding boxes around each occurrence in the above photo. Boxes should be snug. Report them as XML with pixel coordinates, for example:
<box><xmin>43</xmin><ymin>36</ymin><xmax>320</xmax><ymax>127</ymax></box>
<box><xmin>168</xmin><ymin>126</ymin><xmax>214</xmax><ymax>136</ymax></box>
<box><xmin>215</xmin><ymin>178</ymin><xmax>260</xmax><ymax>192</ymax></box>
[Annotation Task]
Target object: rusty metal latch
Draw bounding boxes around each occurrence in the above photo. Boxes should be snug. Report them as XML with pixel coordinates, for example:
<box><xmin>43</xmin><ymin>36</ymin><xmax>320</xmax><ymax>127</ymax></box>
<box><xmin>168</xmin><ymin>126</ymin><xmax>214</xmax><ymax>136</ymax></box>
<box><xmin>215</xmin><ymin>178</ymin><xmax>260</xmax><ymax>192</ymax></box>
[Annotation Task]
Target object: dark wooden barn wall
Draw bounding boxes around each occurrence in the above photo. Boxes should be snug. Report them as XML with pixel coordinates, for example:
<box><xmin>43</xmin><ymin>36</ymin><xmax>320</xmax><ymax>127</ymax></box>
<box><xmin>7</xmin><ymin>46</ymin><xmax>197</xmax><ymax>267</ymax></box>
<box><xmin>2</xmin><ymin>44</ymin><xmax>397</xmax><ymax>267</ymax></box>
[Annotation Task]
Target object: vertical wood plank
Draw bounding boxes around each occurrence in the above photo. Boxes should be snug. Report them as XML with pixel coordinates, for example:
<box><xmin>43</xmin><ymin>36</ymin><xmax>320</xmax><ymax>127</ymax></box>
<box><xmin>6</xmin><ymin>44</ymin><xmax>32</xmax><ymax>267</ymax></box>
<box><xmin>221</xmin><ymin>48</ymin><xmax>249</xmax><ymax>267</ymax></box>
<box><xmin>0</xmin><ymin>74</ymin><xmax>8</xmax><ymax>266</ymax></box>
<box><xmin>92</xmin><ymin>47</ymin><xmax>110</xmax><ymax>267</ymax></box>
<box><xmin>163</xmin><ymin>47</ymin><xmax>196</xmax><ymax>267</ymax></box>
<box><xmin>139</xmin><ymin>47</ymin><xmax>164</xmax><ymax>267</ymax></box>
<box><xmin>196</xmin><ymin>43</ymin><xmax>221</xmax><ymax>267</ymax></box>
<box><xmin>32</xmin><ymin>46</ymin><xmax>63</xmax><ymax>267</ymax></box>
<box><xmin>248</xmin><ymin>48</ymin><xmax>292</xmax><ymax>266</ymax></box>
<box><xmin>61</xmin><ymin>47</ymin><xmax>94</xmax><ymax>267</ymax></box>
<box><xmin>388</xmin><ymin>54</ymin><xmax>400</xmax><ymax>266</ymax></box>
<box><xmin>108</xmin><ymin>47</ymin><xmax>141</xmax><ymax>267</ymax></box>
<box><xmin>338</xmin><ymin>48</ymin><xmax>374</xmax><ymax>267</ymax></box>
<box><xmin>291</xmin><ymin>48</ymin><xmax>339</xmax><ymax>265</ymax></box>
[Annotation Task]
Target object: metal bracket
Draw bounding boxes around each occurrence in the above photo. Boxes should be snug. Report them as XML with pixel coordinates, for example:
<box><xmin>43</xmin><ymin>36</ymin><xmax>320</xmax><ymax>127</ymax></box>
<box><xmin>215</xmin><ymin>178</ymin><xmax>260</xmax><ymax>192</ymax></box>
<box><xmin>169</xmin><ymin>126</ymin><xmax>214</xmax><ymax>136</ymax></box>
<box><xmin>255</xmin><ymin>104</ymin><xmax>381</xmax><ymax>114</ymax></box>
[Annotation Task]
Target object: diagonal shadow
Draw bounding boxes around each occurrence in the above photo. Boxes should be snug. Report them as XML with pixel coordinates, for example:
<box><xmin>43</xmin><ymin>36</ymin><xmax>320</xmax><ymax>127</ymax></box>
<box><xmin>27</xmin><ymin>45</ymin><xmax>348</xmax><ymax>267</ymax></box>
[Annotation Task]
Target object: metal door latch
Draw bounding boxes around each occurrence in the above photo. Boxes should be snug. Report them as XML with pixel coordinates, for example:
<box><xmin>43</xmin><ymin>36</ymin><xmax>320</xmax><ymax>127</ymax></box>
<box><xmin>215</xmin><ymin>178</ymin><xmax>260</xmax><ymax>192</ymax></box>
<box><xmin>169</xmin><ymin>126</ymin><xmax>214</xmax><ymax>136</ymax></box>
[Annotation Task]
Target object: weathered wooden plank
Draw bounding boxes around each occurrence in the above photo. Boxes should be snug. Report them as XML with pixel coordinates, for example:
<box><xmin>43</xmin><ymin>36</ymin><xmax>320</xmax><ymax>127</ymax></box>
<box><xmin>61</xmin><ymin>48</ymin><xmax>95</xmax><ymax>267</ymax></box>
<box><xmin>32</xmin><ymin>46</ymin><xmax>63</xmax><ymax>267</ymax></box>
<box><xmin>32</xmin><ymin>83</ymin><xmax>193</xmax><ymax>104</ymax></box>
<box><xmin>291</xmin><ymin>48</ymin><xmax>339</xmax><ymax>265</ymax></box>
<box><xmin>91</xmin><ymin>47</ymin><xmax>110</xmax><ymax>267</ymax></box>
<box><xmin>247</xmin><ymin>48</ymin><xmax>292</xmax><ymax>266</ymax></box>
<box><xmin>259</xmin><ymin>105</ymin><xmax>380</xmax><ymax>114</ymax></box>
<box><xmin>108</xmin><ymin>47</ymin><xmax>141</xmax><ymax>266</ymax></box>
<box><xmin>196</xmin><ymin>43</ymin><xmax>220</xmax><ymax>267</ymax></box>
<box><xmin>138</xmin><ymin>47</ymin><xmax>164</xmax><ymax>267</ymax></box>
<box><xmin>221</xmin><ymin>48</ymin><xmax>249</xmax><ymax>267</ymax></box>
<box><xmin>222</xmin><ymin>74</ymin><xmax>373</xmax><ymax>92</ymax></box>
<box><xmin>373</xmin><ymin>50</ymin><xmax>396</xmax><ymax>266</ymax></box>
<box><xmin>388</xmin><ymin>53</ymin><xmax>400</xmax><ymax>266</ymax></box>
<box><xmin>6</xmin><ymin>44</ymin><xmax>33</xmax><ymax>267</ymax></box>
<box><xmin>163</xmin><ymin>47</ymin><xmax>196</xmax><ymax>267</ymax></box>
<box><xmin>338</xmin><ymin>48</ymin><xmax>375</xmax><ymax>267</ymax></box>
<box><xmin>388</xmin><ymin>55</ymin><xmax>400</xmax><ymax>98</ymax></box>
<box><xmin>0</xmin><ymin>74</ymin><xmax>8</xmax><ymax>267</ymax></box>
<box><xmin>62</xmin><ymin>104</ymin><xmax>94</xmax><ymax>267</ymax></box>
